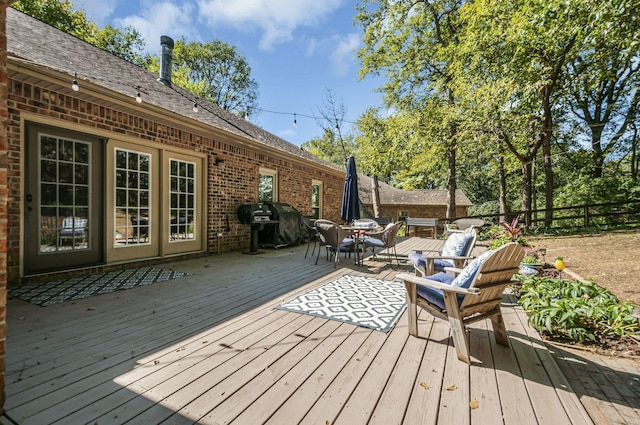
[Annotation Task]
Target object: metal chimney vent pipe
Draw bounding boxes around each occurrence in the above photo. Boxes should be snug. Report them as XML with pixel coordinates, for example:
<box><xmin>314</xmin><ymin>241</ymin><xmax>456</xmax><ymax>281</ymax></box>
<box><xmin>158</xmin><ymin>35</ymin><xmax>174</xmax><ymax>86</ymax></box>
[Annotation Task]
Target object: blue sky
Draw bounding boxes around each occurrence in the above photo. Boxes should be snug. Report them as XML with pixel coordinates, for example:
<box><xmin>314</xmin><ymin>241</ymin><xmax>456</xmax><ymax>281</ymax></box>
<box><xmin>74</xmin><ymin>0</ymin><xmax>386</xmax><ymax>146</ymax></box>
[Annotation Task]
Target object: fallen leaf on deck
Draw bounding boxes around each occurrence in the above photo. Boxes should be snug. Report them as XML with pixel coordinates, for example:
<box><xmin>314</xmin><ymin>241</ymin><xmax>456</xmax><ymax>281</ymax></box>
<box><xmin>420</xmin><ymin>382</ymin><xmax>429</xmax><ymax>390</ymax></box>
<box><xmin>470</xmin><ymin>400</ymin><xmax>479</xmax><ymax>409</ymax></box>
<box><xmin>446</xmin><ymin>384</ymin><xmax>457</xmax><ymax>391</ymax></box>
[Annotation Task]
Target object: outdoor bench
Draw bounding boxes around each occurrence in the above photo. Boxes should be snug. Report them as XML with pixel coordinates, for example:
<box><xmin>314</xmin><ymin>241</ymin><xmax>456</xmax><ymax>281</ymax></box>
<box><xmin>405</xmin><ymin>217</ymin><xmax>438</xmax><ymax>238</ymax></box>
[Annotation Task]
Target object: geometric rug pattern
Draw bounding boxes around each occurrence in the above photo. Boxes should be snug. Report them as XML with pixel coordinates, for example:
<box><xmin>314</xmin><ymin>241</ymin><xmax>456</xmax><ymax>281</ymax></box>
<box><xmin>8</xmin><ymin>267</ymin><xmax>189</xmax><ymax>307</ymax></box>
<box><xmin>276</xmin><ymin>275</ymin><xmax>406</xmax><ymax>333</ymax></box>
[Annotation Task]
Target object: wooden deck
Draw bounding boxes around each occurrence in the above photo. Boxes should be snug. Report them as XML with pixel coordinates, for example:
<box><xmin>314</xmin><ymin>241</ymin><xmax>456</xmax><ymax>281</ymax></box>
<box><xmin>3</xmin><ymin>237</ymin><xmax>594</xmax><ymax>424</ymax></box>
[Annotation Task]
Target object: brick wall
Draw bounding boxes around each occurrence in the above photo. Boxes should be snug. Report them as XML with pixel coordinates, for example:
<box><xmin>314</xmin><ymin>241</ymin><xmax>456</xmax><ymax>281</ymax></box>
<box><xmin>0</xmin><ymin>2</ymin><xmax>9</xmax><ymax>415</ymax></box>
<box><xmin>5</xmin><ymin>76</ymin><xmax>344</xmax><ymax>283</ymax></box>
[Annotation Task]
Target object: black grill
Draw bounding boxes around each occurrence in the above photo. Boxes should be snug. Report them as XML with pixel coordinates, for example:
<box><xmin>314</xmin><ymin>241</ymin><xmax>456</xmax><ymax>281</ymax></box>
<box><xmin>237</xmin><ymin>203</ymin><xmax>304</xmax><ymax>254</ymax></box>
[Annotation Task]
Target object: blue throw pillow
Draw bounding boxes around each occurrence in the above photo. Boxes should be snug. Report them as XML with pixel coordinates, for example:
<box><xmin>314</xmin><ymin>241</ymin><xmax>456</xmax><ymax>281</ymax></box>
<box><xmin>441</xmin><ymin>232</ymin><xmax>473</xmax><ymax>257</ymax></box>
<box><xmin>451</xmin><ymin>249</ymin><xmax>493</xmax><ymax>288</ymax></box>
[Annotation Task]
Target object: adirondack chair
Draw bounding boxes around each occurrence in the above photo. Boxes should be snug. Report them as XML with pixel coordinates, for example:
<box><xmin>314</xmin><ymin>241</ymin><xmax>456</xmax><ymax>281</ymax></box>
<box><xmin>408</xmin><ymin>229</ymin><xmax>477</xmax><ymax>277</ymax></box>
<box><xmin>396</xmin><ymin>242</ymin><xmax>525</xmax><ymax>363</ymax></box>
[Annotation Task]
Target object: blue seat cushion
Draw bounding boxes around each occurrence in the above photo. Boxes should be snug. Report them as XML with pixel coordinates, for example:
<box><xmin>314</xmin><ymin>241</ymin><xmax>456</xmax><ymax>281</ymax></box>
<box><xmin>363</xmin><ymin>237</ymin><xmax>385</xmax><ymax>248</ymax></box>
<box><xmin>408</xmin><ymin>252</ymin><xmax>424</xmax><ymax>267</ymax></box>
<box><xmin>416</xmin><ymin>249</ymin><xmax>495</xmax><ymax>310</ymax></box>
<box><xmin>338</xmin><ymin>238</ymin><xmax>355</xmax><ymax>252</ymax></box>
<box><xmin>433</xmin><ymin>258</ymin><xmax>454</xmax><ymax>270</ymax></box>
<box><xmin>415</xmin><ymin>272</ymin><xmax>464</xmax><ymax>310</ymax></box>
<box><xmin>408</xmin><ymin>252</ymin><xmax>454</xmax><ymax>272</ymax></box>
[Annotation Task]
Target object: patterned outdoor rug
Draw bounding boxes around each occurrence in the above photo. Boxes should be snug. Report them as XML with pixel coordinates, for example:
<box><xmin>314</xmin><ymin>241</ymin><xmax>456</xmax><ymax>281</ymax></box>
<box><xmin>9</xmin><ymin>267</ymin><xmax>189</xmax><ymax>307</ymax></box>
<box><xmin>276</xmin><ymin>275</ymin><xmax>406</xmax><ymax>333</ymax></box>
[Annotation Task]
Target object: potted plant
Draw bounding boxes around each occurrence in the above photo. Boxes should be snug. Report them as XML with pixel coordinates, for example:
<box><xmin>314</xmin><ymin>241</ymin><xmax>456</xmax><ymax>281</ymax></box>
<box><xmin>519</xmin><ymin>249</ymin><xmax>544</xmax><ymax>276</ymax></box>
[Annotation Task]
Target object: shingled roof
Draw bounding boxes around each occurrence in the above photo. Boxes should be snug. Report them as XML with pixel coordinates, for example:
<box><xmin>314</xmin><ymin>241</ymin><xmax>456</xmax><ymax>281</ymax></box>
<box><xmin>357</xmin><ymin>174</ymin><xmax>472</xmax><ymax>206</ymax></box>
<box><xmin>6</xmin><ymin>7</ymin><xmax>339</xmax><ymax>171</ymax></box>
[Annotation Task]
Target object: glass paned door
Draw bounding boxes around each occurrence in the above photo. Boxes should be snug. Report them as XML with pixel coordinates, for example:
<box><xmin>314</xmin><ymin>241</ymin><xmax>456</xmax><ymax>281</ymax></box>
<box><xmin>114</xmin><ymin>149</ymin><xmax>151</xmax><ymax>246</ymax></box>
<box><xmin>169</xmin><ymin>159</ymin><xmax>196</xmax><ymax>241</ymax></box>
<box><xmin>25</xmin><ymin>125</ymin><xmax>104</xmax><ymax>274</ymax></box>
<box><xmin>39</xmin><ymin>136</ymin><xmax>91</xmax><ymax>252</ymax></box>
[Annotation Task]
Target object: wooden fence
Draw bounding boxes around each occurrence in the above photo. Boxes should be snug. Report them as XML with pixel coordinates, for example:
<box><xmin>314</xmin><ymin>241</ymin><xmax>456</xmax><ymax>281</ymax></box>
<box><xmin>455</xmin><ymin>200</ymin><xmax>640</xmax><ymax>230</ymax></box>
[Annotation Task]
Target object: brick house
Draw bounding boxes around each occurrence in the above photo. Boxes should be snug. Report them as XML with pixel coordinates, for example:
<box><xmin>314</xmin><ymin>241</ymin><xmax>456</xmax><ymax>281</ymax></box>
<box><xmin>5</xmin><ymin>8</ymin><xmax>352</xmax><ymax>283</ymax></box>
<box><xmin>2</xmin><ymin>8</ymin><xmax>475</xmax><ymax>286</ymax></box>
<box><xmin>0</xmin><ymin>5</ymin><xmax>475</xmax><ymax>410</ymax></box>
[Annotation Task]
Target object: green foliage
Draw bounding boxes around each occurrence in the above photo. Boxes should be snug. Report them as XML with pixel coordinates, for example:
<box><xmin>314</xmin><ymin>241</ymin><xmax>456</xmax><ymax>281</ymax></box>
<box><xmin>301</xmin><ymin>129</ymin><xmax>355</xmax><ymax>168</ymax></box>
<box><xmin>517</xmin><ymin>275</ymin><xmax>639</xmax><ymax>343</ymax></box>
<box><xmin>172</xmin><ymin>39</ymin><xmax>259</xmax><ymax>118</ymax></box>
<box><xmin>484</xmin><ymin>223</ymin><xmax>528</xmax><ymax>249</ymax></box>
<box><xmin>91</xmin><ymin>25</ymin><xmax>150</xmax><ymax>67</ymax></box>
<box><xmin>555</xmin><ymin>175</ymin><xmax>640</xmax><ymax>207</ymax></box>
<box><xmin>354</xmin><ymin>0</ymin><xmax>640</xmax><ymax>224</ymax></box>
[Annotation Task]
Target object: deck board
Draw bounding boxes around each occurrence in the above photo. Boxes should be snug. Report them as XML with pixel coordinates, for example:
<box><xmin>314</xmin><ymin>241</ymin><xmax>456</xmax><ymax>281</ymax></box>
<box><xmin>4</xmin><ymin>237</ymin><xmax>594</xmax><ymax>424</ymax></box>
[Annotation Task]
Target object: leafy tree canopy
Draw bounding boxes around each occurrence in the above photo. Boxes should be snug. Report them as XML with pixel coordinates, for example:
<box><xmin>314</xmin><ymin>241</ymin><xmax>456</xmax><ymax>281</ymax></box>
<box><xmin>172</xmin><ymin>40</ymin><xmax>259</xmax><ymax>119</ymax></box>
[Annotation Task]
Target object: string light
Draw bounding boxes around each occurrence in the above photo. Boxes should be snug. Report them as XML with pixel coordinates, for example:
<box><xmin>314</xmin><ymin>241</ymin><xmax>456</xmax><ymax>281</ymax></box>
<box><xmin>71</xmin><ymin>72</ymin><xmax>79</xmax><ymax>92</ymax></box>
<box><xmin>65</xmin><ymin>69</ymin><xmax>355</xmax><ymax>139</ymax></box>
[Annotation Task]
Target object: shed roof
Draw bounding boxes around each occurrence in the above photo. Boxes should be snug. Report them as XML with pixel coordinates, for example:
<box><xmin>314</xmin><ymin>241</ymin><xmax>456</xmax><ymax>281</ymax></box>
<box><xmin>357</xmin><ymin>174</ymin><xmax>472</xmax><ymax>206</ymax></box>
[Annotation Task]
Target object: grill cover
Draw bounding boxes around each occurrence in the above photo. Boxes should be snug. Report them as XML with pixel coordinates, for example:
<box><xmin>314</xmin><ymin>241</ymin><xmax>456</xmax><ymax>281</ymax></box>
<box><xmin>258</xmin><ymin>202</ymin><xmax>304</xmax><ymax>247</ymax></box>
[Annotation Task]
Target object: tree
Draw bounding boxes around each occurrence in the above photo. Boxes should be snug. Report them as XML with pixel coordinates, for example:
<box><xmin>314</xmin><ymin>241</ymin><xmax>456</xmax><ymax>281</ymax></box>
<box><xmin>455</xmin><ymin>0</ymin><xmax>589</xmax><ymax>227</ymax></box>
<box><xmin>355</xmin><ymin>108</ymin><xmax>421</xmax><ymax>186</ymax></box>
<box><xmin>172</xmin><ymin>40</ymin><xmax>259</xmax><ymax>118</ymax></box>
<box><xmin>563</xmin><ymin>0</ymin><xmax>640</xmax><ymax>179</ymax></box>
<box><xmin>91</xmin><ymin>25</ymin><xmax>150</xmax><ymax>67</ymax></box>
<box><xmin>356</xmin><ymin>0</ymin><xmax>465</xmax><ymax>220</ymax></box>
<box><xmin>301</xmin><ymin>129</ymin><xmax>355</xmax><ymax>167</ymax></box>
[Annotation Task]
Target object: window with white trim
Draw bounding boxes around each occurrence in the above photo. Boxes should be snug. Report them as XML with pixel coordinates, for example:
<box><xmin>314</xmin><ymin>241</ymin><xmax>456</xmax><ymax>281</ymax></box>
<box><xmin>258</xmin><ymin>168</ymin><xmax>278</xmax><ymax>202</ymax></box>
<box><xmin>311</xmin><ymin>180</ymin><xmax>323</xmax><ymax>218</ymax></box>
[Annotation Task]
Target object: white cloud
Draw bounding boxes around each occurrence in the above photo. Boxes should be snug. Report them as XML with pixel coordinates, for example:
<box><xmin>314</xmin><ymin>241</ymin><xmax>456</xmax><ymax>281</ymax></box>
<box><xmin>115</xmin><ymin>2</ymin><xmax>199</xmax><ymax>53</ymax></box>
<box><xmin>329</xmin><ymin>33</ymin><xmax>361</xmax><ymax>76</ymax></box>
<box><xmin>74</xmin><ymin>0</ymin><xmax>118</xmax><ymax>26</ymax></box>
<box><xmin>197</xmin><ymin>0</ymin><xmax>343</xmax><ymax>51</ymax></box>
<box><xmin>303</xmin><ymin>33</ymin><xmax>360</xmax><ymax>76</ymax></box>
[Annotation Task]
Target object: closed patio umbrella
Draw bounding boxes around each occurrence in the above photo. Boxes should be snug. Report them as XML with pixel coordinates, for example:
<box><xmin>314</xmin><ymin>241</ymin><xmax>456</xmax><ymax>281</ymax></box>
<box><xmin>340</xmin><ymin>156</ymin><xmax>360</xmax><ymax>223</ymax></box>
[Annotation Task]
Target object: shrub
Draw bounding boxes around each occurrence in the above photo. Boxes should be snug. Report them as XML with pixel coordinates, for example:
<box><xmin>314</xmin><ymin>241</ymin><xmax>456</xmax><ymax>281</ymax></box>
<box><xmin>516</xmin><ymin>275</ymin><xmax>639</xmax><ymax>343</ymax></box>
